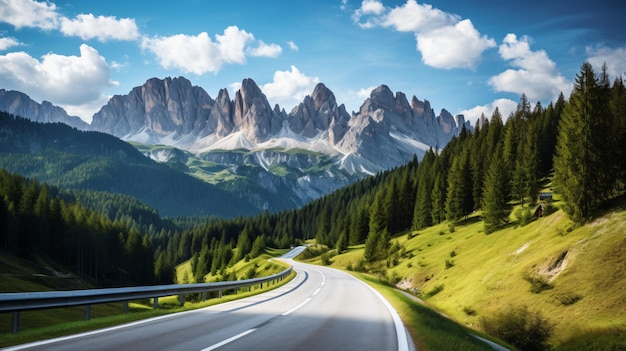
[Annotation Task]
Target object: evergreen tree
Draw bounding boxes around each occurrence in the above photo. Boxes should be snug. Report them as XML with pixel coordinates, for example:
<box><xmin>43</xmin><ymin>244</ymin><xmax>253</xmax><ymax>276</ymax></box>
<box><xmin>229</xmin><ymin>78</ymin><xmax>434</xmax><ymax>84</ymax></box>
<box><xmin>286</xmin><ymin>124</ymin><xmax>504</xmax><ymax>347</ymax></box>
<box><xmin>482</xmin><ymin>147</ymin><xmax>511</xmax><ymax>233</ymax></box>
<box><xmin>554</xmin><ymin>62</ymin><xmax>601</xmax><ymax>223</ymax></box>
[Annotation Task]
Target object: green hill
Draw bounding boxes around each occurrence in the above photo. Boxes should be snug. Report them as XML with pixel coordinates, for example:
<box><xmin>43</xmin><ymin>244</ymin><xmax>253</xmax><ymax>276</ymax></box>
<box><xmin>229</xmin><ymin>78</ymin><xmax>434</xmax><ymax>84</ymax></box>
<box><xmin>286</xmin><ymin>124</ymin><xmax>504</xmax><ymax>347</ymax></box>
<box><xmin>0</xmin><ymin>112</ymin><xmax>256</xmax><ymax>217</ymax></box>
<box><xmin>318</xmin><ymin>197</ymin><xmax>626</xmax><ymax>349</ymax></box>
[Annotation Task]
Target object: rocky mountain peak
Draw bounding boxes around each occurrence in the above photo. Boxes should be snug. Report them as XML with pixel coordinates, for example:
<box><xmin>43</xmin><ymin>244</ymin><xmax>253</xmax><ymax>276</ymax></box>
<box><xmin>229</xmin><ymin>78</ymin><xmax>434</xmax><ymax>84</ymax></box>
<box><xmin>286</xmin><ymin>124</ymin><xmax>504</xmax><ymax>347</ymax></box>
<box><xmin>367</xmin><ymin>84</ymin><xmax>395</xmax><ymax>112</ymax></box>
<box><xmin>311</xmin><ymin>83</ymin><xmax>335</xmax><ymax>110</ymax></box>
<box><xmin>0</xmin><ymin>89</ymin><xmax>88</xmax><ymax>130</ymax></box>
<box><xmin>234</xmin><ymin>78</ymin><xmax>281</xmax><ymax>141</ymax></box>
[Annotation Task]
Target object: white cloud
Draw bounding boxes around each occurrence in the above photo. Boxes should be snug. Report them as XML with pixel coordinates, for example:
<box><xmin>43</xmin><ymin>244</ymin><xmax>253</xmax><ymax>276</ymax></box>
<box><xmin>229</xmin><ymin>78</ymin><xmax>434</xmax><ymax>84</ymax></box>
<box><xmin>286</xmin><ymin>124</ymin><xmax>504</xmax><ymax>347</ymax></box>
<box><xmin>586</xmin><ymin>45</ymin><xmax>626</xmax><ymax>80</ymax></box>
<box><xmin>261</xmin><ymin>65</ymin><xmax>320</xmax><ymax>109</ymax></box>
<box><xmin>459</xmin><ymin>98</ymin><xmax>517</xmax><ymax>125</ymax></box>
<box><xmin>142</xmin><ymin>26</ymin><xmax>281</xmax><ymax>75</ymax></box>
<box><xmin>417</xmin><ymin>19</ymin><xmax>495</xmax><ymax>69</ymax></box>
<box><xmin>0</xmin><ymin>37</ymin><xmax>20</xmax><ymax>50</ymax></box>
<box><xmin>352</xmin><ymin>0</ymin><xmax>494</xmax><ymax>69</ymax></box>
<box><xmin>357</xmin><ymin>86</ymin><xmax>377</xmax><ymax>99</ymax></box>
<box><xmin>0</xmin><ymin>0</ymin><xmax>59</xmax><ymax>30</ymax></box>
<box><xmin>0</xmin><ymin>0</ymin><xmax>139</xmax><ymax>42</ymax></box>
<box><xmin>60</xmin><ymin>14</ymin><xmax>139</xmax><ymax>41</ymax></box>
<box><xmin>248</xmin><ymin>40</ymin><xmax>282</xmax><ymax>57</ymax></box>
<box><xmin>489</xmin><ymin>33</ymin><xmax>571</xmax><ymax>101</ymax></box>
<box><xmin>287</xmin><ymin>41</ymin><xmax>299</xmax><ymax>51</ymax></box>
<box><xmin>383</xmin><ymin>0</ymin><xmax>457</xmax><ymax>32</ymax></box>
<box><xmin>361</xmin><ymin>0</ymin><xmax>385</xmax><ymax>15</ymax></box>
<box><xmin>0</xmin><ymin>44</ymin><xmax>117</xmax><ymax>122</ymax></box>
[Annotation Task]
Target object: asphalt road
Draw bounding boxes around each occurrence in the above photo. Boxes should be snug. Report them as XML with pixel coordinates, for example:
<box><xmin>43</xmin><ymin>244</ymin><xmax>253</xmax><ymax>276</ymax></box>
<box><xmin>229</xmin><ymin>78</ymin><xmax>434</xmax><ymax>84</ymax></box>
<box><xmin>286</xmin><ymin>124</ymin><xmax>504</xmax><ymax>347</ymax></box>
<box><xmin>5</xmin><ymin>247</ymin><xmax>412</xmax><ymax>351</ymax></box>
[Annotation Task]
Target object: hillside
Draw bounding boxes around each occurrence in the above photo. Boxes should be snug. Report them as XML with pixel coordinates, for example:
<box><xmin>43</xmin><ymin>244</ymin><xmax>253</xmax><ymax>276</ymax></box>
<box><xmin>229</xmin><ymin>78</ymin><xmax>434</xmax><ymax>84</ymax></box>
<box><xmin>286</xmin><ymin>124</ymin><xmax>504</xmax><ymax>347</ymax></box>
<box><xmin>0</xmin><ymin>112</ymin><xmax>256</xmax><ymax>217</ymax></box>
<box><xmin>319</xmin><ymin>197</ymin><xmax>626</xmax><ymax>348</ymax></box>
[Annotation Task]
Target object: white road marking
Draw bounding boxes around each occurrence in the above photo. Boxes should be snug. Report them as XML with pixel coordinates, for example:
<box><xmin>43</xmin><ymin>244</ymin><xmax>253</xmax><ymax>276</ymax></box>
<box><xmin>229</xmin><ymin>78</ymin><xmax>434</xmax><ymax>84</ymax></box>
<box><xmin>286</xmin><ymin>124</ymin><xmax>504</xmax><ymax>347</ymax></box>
<box><xmin>281</xmin><ymin>297</ymin><xmax>311</xmax><ymax>316</ymax></box>
<box><xmin>201</xmin><ymin>329</ymin><xmax>257</xmax><ymax>351</ymax></box>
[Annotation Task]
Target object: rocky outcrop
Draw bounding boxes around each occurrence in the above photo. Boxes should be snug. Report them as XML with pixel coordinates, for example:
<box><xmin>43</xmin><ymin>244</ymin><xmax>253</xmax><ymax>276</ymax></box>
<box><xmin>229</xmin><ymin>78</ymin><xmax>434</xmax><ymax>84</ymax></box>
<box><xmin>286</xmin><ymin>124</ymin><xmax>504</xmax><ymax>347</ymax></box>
<box><xmin>91</xmin><ymin>77</ymin><xmax>214</xmax><ymax>138</ymax></box>
<box><xmin>233</xmin><ymin>78</ymin><xmax>283</xmax><ymax>142</ymax></box>
<box><xmin>0</xmin><ymin>89</ymin><xmax>89</xmax><ymax>130</ymax></box>
<box><xmin>288</xmin><ymin>83</ymin><xmax>350</xmax><ymax>144</ymax></box>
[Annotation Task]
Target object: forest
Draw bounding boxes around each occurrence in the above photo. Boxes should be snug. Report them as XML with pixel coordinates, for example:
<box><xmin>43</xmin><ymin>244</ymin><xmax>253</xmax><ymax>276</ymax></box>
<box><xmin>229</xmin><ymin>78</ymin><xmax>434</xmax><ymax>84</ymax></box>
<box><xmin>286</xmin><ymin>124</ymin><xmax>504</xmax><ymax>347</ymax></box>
<box><xmin>0</xmin><ymin>62</ymin><xmax>624</xmax><ymax>287</ymax></box>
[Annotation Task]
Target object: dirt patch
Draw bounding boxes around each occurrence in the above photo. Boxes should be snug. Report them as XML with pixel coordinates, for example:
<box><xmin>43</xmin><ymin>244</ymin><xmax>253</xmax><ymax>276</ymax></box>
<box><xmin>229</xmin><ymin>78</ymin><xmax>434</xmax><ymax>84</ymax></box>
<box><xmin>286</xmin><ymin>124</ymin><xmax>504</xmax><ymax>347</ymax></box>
<box><xmin>539</xmin><ymin>249</ymin><xmax>571</xmax><ymax>282</ymax></box>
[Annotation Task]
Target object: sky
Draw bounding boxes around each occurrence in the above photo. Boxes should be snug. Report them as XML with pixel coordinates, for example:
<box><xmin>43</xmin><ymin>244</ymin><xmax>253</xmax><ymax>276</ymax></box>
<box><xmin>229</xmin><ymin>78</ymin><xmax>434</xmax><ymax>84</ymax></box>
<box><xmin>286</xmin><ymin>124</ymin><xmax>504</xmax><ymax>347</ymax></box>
<box><xmin>1</xmin><ymin>0</ymin><xmax>625</xmax><ymax>124</ymax></box>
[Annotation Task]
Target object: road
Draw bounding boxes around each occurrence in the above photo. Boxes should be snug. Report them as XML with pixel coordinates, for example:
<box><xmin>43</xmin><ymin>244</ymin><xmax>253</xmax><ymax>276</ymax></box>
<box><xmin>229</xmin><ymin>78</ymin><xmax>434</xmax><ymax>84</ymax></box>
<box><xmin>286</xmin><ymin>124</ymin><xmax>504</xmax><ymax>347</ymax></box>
<box><xmin>5</xmin><ymin>247</ymin><xmax>412</xmax><ymax>351</ymax></box>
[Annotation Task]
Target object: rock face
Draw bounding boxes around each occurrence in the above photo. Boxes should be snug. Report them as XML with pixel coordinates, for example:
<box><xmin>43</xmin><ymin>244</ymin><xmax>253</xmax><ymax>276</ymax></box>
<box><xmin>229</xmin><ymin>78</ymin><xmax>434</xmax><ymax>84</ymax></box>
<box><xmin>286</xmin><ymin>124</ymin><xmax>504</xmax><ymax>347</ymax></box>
<box><xmin>0</xmin><ymin>89</ymin><xmax>89</xmax><ymax>130</ymax></box>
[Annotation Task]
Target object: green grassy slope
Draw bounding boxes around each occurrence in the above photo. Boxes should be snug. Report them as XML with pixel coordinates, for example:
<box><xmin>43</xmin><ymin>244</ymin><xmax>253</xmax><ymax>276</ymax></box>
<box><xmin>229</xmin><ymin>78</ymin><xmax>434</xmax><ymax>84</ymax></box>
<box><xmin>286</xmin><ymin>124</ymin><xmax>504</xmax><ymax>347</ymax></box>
<box><xmin>325</xmin><ymin>198</ymin><xmax>626</xmax><ymax>347</ymax></box>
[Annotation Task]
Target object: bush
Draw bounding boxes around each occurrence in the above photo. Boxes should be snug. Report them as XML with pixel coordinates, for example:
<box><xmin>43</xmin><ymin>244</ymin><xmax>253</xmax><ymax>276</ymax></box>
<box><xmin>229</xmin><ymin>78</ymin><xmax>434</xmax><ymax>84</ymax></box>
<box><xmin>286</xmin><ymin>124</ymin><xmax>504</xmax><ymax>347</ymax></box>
<box><xmin>426</xmin><ymin>284</ymin><xmax>444</xmax><ymax>297</ymax></box>
<box><xmin>445</xmin><ymin>259</ymin><xmax>455</xmax><ymax>269</ymax></box>
<box><xmin>555</xmin><ymin>292</ymin><xmax>582</xmax><ymax>306</ymax></box>
<box><xmin>481</xmin><ymin>305</ymin><xmax>553</xmax><ymax>351</ymax></box>
<box><xmin>463</xmin><ymin>306</ymin><xmax>476</xmax><ymax>316</ymax></box>
<box><xmin>320</xmin><ymin>252</ymin><xmax>331</xmax><ymax>266</ymax></box>
<box><xmin>515</xmin><ymin>207</ymin><xmax>535</xmax><ymax>226</ymax></box>
<box><xmin>524</xmin><ymin>274</ymin><xmax>554</xmax><ymax>294</ymax></box>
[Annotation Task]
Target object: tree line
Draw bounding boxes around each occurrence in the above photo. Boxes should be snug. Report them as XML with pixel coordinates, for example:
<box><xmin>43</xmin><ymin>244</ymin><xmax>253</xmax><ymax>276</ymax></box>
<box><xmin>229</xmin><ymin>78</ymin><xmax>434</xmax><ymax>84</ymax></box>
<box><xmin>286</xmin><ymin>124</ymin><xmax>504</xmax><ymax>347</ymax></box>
<box><xmin>0</xmin><ymin>169</ymin><xmax>155</xmax><ymax>286</ymax></box>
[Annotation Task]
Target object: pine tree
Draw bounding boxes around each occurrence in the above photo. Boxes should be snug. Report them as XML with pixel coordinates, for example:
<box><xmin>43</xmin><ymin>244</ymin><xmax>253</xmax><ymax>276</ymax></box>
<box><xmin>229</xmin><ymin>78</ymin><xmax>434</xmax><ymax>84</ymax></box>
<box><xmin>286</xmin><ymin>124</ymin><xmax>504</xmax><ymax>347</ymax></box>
<box><xmin>554</xmin><ymin>62</ymin><xmax>600</xmax><ymax>223</ymax></box>
<box><xmin>482</xmin><ymin>147</ymin><xmax>511</xmax><ymax>233</ymax></box>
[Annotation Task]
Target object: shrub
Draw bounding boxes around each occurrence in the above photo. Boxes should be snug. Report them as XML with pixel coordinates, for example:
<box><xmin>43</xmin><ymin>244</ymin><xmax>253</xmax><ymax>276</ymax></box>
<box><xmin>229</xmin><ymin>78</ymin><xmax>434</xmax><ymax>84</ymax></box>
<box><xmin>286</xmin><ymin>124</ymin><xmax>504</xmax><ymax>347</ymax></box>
<box><xmin>320</xmin><ymin>252</ymin><xmax>331</xmax><ymax>266</ymax></box>
<box><xmin>426</xmin><ymin>284</ymin><xmax>444</xmax><ymax>297</ymax></box>
<box><xmin>524</xmin><ymin>274</ymin><xmax>554</xmax><ymax>293</ymax></box>
<box><xmin>515</xmin><ymin>207</ymin><xmax>535</xmax><ymax>226</ymax></box>
<box><xmin>463</xmin><ymin>306</ymin><xmax>476</xmax><ymax>316</ymax></box>
<box><xmin>445</xmin><ymin>259</ymin><xmax>455</xmax><ymax>269</ymax></box>
<box><xmin>481</xmin><ymin>305</ymin><xmax>553</xmax><ymax>351</ymax></box>
<box><xmin>555</xmin><ymin>292</ymin><xmax>582</xmax><ymax>306</ymax></box>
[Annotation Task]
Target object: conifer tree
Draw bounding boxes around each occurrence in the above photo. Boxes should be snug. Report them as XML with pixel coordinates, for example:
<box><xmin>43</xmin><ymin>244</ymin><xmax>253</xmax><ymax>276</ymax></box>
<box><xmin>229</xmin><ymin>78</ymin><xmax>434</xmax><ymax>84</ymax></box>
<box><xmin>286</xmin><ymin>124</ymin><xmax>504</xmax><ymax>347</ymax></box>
<box><xmin>482</xmin><ymin>147</ymin><xmax>511</xmax><ymax>233</ymax></box>
<box><xmin>554</xmin><ymin>62</ymin><xmax>600</xmax><ymax>223</ymax></box>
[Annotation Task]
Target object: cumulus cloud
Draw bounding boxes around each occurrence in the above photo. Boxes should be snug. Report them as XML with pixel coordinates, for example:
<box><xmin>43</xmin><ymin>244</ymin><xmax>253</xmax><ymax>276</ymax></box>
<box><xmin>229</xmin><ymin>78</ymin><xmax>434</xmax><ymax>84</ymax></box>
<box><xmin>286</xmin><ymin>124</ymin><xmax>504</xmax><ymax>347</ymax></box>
<box><xmin>383</xmin><ymin>0</ymin><xmax>457</xmax><ymax>32</ymax></box>
<box><xmin>459</xmin><ymin>98</ymin><xmax>517</xmax><ymax>125</ymax></box>
<box><xmin>142</xmin><ymin>26</ymin><xmax>282</xmax><ymax>75</ymax></box>
<box><xmin>60</xmin><ymin>14</ymin><xmax>139</xmax><ymax>41</ymax></box>
<box><xmin>586</xmin><ymin>45</ymin><xmax>626</xmax><ymax>80</ymax></box>
<box><xmin>0</xmin><ymin>44</ymin><xmax>117</xmax><ymax>122</ymax></box>
<box><xmin>489</xmin><ymin>34</ymin><xmax>571</xmax><ymax>101</ymax></box>
<box><xmin>261</xmin><ymin>65</ymin><xmax>320</xmax><ymax>109</ymax></box>
<box><xmin>0</xmin><ymin>37</ymin><xmax>20</xmax><ymax>50</ymax></box>
<box><xmin>248</xmin><ymin>40</ymin><xmax>282</xmax><ymax>58</ymax></box>
<box><xmin>352</xmin><ymin>0</ymin><xmax>494</xmax><ymax>69</ymax></box>
<box><xmin>417</xmin><ymin>19</ymin><xmax>495</xmax><ymax>69</ymax></box>
<box><xmin>0</xmin><ymin>0</ymin><xmax>59</xmax><ymax>30</ymax></box>
<box><xmin>0</xmin><ymin>0</ymin><xmax>139</xmax><ymax>41</ymax></box>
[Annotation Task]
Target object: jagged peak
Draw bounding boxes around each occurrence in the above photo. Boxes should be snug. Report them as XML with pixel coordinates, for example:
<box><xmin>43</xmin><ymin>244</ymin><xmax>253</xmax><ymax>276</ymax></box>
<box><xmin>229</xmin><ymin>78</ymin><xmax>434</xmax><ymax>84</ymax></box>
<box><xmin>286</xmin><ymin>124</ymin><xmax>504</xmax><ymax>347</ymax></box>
<box><xmin>311</xmin><ymin>83</ymin><xmax>336</xmax><ymax>109</ymax></box>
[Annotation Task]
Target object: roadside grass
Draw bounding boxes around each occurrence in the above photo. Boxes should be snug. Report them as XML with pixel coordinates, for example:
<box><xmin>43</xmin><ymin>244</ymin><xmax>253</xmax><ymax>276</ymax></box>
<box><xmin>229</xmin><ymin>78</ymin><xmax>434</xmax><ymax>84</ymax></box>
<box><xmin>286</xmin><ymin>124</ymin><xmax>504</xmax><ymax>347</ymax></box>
<box><xmin>0</xmin><ymin>249</ymin><xmax>294</xmax><ymax>347</ymax></box>
<box><xmin>322</xmin><ymin>197</ymin><xmax>626</xmax><ymax>349</ymax></box>
<box><xmin>354</xmin><ymin>272</ymin><xmax>503</xmax><ymax>351</ymax></box>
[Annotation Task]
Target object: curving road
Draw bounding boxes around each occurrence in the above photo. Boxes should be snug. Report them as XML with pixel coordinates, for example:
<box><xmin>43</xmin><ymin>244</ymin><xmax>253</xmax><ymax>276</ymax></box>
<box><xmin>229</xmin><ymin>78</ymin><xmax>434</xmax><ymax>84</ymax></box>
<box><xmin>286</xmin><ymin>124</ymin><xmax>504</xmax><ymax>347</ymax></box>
<box><xmin>5</xmin><ymin>247</ymin><xmax>412</xmax><ymax>351</ymax></box>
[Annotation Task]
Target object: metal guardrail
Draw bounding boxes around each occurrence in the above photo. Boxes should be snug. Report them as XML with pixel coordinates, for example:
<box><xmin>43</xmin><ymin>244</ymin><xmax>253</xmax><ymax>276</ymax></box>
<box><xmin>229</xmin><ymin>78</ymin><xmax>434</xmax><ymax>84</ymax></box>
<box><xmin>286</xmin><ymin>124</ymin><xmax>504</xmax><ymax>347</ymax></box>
<box><xmin>0</xmin><ymin>266</ymin><xmax>293</xmax><ymax>334</ymax></box>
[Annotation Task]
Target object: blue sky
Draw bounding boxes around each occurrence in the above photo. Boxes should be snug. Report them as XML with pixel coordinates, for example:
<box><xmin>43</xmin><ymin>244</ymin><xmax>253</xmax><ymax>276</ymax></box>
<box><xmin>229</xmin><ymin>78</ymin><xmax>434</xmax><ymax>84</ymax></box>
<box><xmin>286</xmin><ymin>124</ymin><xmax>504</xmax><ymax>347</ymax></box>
<box><xmin>1</xmin><ymin>0</ymin><xmax>625</xmax><ymax>124</ymax></box>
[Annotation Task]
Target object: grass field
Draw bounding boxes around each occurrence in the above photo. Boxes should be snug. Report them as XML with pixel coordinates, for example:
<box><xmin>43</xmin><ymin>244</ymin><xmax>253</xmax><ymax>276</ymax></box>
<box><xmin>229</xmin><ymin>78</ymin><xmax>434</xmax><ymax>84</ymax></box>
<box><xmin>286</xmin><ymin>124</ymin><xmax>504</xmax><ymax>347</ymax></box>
<box><xmin>315</xmin><ymin>197</ymin><xmax>626</xmax><ymax>349</ymax></box>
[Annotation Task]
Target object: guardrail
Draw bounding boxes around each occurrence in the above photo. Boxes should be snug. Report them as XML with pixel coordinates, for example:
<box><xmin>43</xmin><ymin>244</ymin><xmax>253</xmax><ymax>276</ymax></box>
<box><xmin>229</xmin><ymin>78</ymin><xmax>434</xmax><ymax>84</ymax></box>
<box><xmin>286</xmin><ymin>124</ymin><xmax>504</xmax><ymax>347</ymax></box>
<box><xmin>0</xmin><ymin>267</ymin><xmax>293</xmax><ymax>334</ymax></box>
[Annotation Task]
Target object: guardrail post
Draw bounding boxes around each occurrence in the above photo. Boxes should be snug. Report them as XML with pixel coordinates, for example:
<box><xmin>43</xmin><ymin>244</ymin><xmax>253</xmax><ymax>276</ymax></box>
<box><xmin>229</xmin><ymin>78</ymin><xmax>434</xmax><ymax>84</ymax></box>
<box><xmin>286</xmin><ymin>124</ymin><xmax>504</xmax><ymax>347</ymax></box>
<box><xmin>202</xmin><ymin>292</ymin><xmax>207</xmax><ymax>302</ymax></box>
<box><xmin>218</xmin><ymin>290</ymin><xmax>222</xmax><ymax>299</ymax></box>
<box><xmin>84</xmin><ymin>305</ymin><xmax>91</xmax><ymax>321</ymax></box>
<box><xmin>12</xmin><ymin>312</ymin><xmax>20</xmax><ymax>334</ymax></box>
<box><xmin>178</xmin><ymin>295</ymin><xmax>185</xmax><ymax>306</ymax></box>
<box><xmin>153</xmin><ymin>297</ymin><xmax>158</xmax><ymax>309</ymax></box>
<box><xmin>123</xmin><ymin>301</ymin><xmax>129</xmax><ymax>314</ymax></box>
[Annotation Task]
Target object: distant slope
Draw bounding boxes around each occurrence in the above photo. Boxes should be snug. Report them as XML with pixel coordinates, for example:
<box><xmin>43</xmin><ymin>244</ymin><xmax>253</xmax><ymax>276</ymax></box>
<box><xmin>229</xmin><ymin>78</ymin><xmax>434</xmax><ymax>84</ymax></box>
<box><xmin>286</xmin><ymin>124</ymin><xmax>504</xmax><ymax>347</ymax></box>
<box><xmin>0</xmin><ymin>112</ymin><xmax>256</xmax><ymax>217</ymax></box>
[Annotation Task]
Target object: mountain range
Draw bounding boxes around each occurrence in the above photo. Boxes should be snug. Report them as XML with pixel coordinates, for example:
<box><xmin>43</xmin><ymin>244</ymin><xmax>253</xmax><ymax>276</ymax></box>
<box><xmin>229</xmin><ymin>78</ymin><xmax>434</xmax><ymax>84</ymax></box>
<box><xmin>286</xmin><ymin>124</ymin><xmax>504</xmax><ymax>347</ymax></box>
<box><xmin>0</xmin><ymin>77</ymin><xmax>469</xmax><ymax>213</ymax></box>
